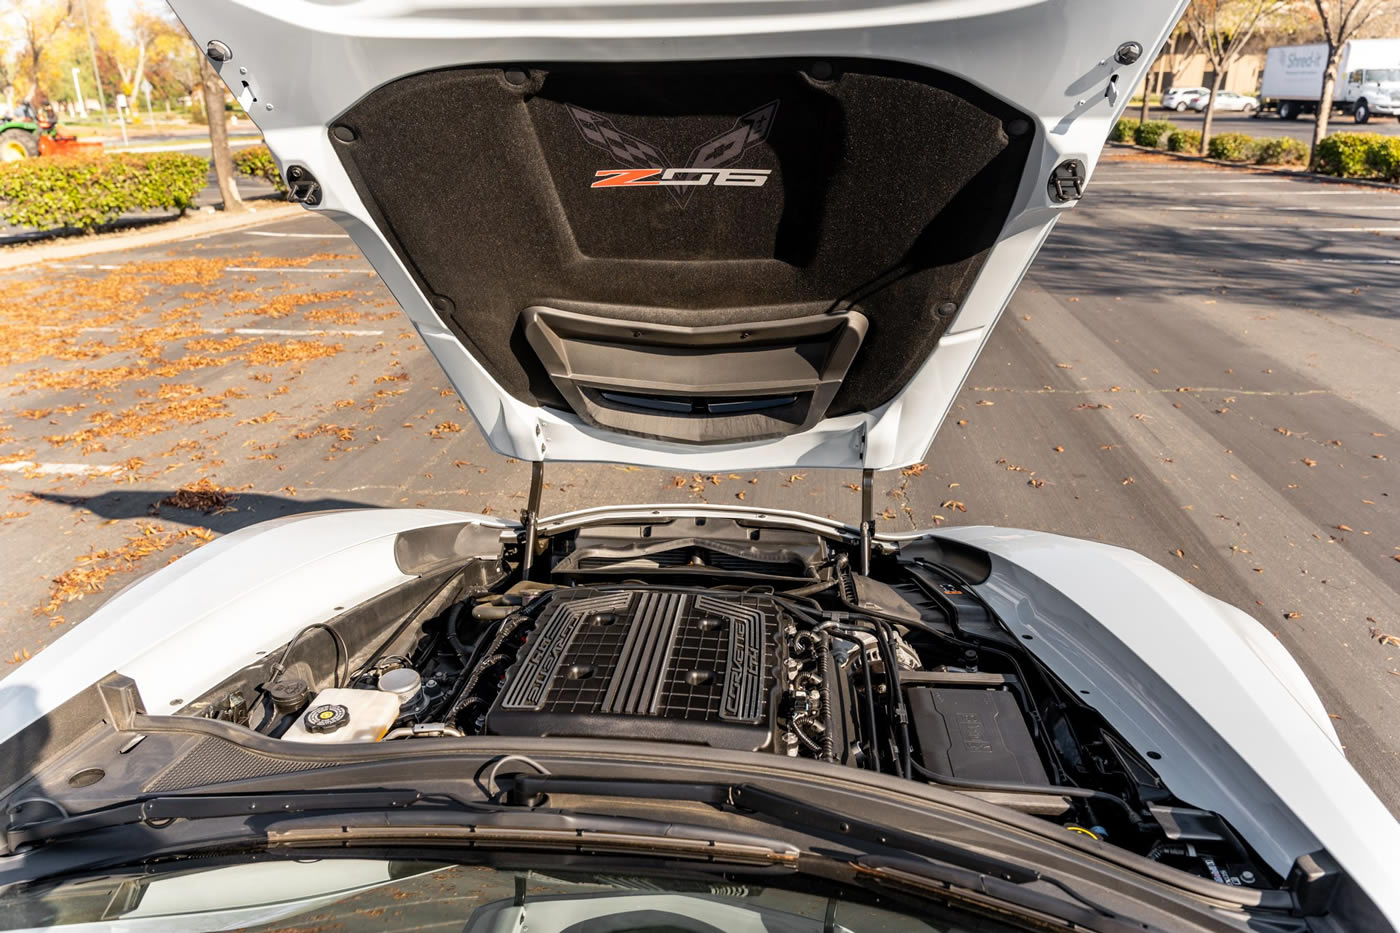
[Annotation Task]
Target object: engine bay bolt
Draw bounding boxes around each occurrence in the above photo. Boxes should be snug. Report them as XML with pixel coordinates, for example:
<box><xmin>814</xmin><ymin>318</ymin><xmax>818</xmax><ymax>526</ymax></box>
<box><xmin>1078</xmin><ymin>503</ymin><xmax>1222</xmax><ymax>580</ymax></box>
<box><xmin>1114</xmin><ymin>41</ymin><xmax>1143</xmax><ymax>65</ymax></box>
<box><xmin>205</xmin><ymin>40</ymin><xmax>232</xmax><ymax>62</ymax></box>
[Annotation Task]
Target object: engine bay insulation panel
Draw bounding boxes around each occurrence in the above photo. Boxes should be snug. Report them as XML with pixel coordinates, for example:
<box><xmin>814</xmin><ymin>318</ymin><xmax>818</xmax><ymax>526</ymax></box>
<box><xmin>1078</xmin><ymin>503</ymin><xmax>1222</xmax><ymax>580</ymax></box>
<box><xmin>486</xmin><ymin>589</ymin><xmax>782</xmax><ymax>750</ymax></box>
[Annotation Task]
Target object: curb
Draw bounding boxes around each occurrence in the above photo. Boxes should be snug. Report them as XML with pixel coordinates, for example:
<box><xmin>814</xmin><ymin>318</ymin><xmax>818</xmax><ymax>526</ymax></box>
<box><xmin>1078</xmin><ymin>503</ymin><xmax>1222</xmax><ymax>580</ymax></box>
<box><xmin>1105</xmin><ymin>142</ymin><xmax>1400</xmax><ymax>192</ymax></box>
<box><xmin>0</xmin><ymin>202</ymin><xmax>307</xmax><ymax>272</ymax></box>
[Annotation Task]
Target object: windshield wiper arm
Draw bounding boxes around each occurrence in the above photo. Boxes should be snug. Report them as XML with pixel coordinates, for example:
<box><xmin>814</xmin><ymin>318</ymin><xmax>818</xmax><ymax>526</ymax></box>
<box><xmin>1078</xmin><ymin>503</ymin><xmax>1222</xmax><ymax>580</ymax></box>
<box><xmin>4</xmin><ymin>789</ymin><xmax>436</xmax><ymax>852</ymax></box>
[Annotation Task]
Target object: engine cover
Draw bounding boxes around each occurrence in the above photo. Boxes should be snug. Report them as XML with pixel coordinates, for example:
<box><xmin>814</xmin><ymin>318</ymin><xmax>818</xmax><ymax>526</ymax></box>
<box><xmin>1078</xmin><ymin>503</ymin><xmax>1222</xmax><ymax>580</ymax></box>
<box><xmin>485</xmin><ymin>589</ymin><xmax>782</xmax><ymax>751</ymax></box>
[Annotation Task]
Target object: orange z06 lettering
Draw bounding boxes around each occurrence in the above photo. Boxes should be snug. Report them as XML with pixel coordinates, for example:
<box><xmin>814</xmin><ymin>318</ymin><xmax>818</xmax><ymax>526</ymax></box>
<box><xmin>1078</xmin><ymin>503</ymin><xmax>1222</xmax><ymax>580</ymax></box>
<box><xmin>592</xmin><ymin>168</ymin><xmax>772</xmax><ymax>188</ymax></box>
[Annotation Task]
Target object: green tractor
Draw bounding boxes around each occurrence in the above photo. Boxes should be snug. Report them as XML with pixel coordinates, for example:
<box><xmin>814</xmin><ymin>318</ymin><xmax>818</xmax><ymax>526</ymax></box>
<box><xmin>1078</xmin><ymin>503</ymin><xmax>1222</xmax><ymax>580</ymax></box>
<box><xmin>0</xmin><ymin>119</ymin><xmax>42</xmax><ymax>161</ymax></box>
<box><xmin>0</xmin><ymin>110</ymin><xmax>99</xmax><ymax>161</ymax></box>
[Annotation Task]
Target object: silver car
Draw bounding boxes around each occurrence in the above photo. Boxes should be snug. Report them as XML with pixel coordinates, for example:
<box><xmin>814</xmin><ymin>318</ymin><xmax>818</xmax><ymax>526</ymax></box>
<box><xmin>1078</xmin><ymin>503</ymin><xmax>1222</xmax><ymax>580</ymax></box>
<box><xmin>1190</xmin><ymin>89</ymin><xmax>1260</xmax><ymax>113</ymax></box>
<box><xmin>1162</xmin><ymin>85</ymin><xmax>1210</xmax><ymax>110</ymax></box>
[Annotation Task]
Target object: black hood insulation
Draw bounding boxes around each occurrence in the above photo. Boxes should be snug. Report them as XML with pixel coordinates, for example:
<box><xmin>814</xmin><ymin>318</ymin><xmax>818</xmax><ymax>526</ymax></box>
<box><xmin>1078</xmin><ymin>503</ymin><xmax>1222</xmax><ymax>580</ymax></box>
<box><xmin>331</xmin><ymin>60</ymin><xmax>1034</xmax><ymax>440</ymax></box>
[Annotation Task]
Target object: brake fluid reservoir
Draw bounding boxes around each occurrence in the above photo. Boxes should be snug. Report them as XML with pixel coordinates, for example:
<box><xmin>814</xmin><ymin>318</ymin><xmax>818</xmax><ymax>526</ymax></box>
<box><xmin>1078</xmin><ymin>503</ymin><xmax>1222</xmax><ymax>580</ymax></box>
<box><xmin>282</xmin><ymin>688</ymin><xmax>401</xmax><ymax>743</ymax></box>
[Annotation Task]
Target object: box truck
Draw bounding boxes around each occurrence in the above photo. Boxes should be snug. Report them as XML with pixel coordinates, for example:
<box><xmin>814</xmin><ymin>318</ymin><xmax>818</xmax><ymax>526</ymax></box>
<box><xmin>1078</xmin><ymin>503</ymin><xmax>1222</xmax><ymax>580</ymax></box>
<box><xmin>1260</xmin><ymin>38</ymin><xmax>1400</xmax><ymax>122</ymax></box>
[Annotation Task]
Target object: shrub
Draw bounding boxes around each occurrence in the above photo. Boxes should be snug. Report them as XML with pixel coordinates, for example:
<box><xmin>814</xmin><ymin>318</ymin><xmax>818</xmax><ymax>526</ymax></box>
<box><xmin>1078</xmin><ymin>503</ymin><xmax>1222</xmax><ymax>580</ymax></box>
<box><xmin>1206</xmin><ymin>133</ymin><xmax>1258</xmax><ymax>162</ymax></box>
<box><xmin>1133</xmin><ymin>120</ymin><xmax>1174</xmax><ymax>147</ymax></box>
<box><xmin>1167</xmin><ymin>129</ymin><xmax>1202</xmax><ymax>153</ymax></box>
<box><xmin>1254</xmin><ymin>136</ymin><xmax>1308</xmax><ymax>165</ymax></box>
<box><xmin>1313</xmin><ymin>132</ymin><xmax>1385</xmax><ymax>176</ymax></box>
<box><xmin>232</xmin><ymin>144</ymin><xmax>287</xmax><ymax>194</ymax></box>
<box><xmin>1362</xmin><ymin>136</ymin><xmax>1400</xmax><ymax>182</ymax></box>
<box><xmin>1109</xmin><ymin>118</ymin><xmax>1138</xmax><ymax>143</ymax></box>
<box><xmin>0</xmin><ymin>151</ymin><xmax>208</xmax><ymax>231</ymax></box>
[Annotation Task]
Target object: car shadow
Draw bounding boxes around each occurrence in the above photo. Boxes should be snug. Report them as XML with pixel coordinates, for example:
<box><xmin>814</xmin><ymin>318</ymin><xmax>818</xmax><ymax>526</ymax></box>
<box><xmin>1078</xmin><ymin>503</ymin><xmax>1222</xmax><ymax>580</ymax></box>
<box><xmin>32</xmin><ymin>490</ymin><xmax>381</xmax><ymax>534</ymax></box>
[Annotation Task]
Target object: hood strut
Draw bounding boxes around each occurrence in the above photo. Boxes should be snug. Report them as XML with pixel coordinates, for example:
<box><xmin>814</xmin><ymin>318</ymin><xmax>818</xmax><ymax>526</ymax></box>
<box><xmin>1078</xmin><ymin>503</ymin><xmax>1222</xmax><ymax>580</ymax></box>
<box><xmin>521</xmin><ymin>461</ymin><xmax>544</xmax><ymax>578</ymax></box>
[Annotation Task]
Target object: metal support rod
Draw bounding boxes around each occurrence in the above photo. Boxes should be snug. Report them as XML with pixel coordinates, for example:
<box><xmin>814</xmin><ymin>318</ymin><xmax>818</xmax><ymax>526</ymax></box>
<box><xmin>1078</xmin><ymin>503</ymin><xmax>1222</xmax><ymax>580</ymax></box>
<box><xmin>520</xmin><ymin>460</ymin><xmax>544</xmax><ymax>577</ymax></box>
<box><xmin>859</xmin><ymin>468</ymin><xmax>875</xmax><ymax>576</ymax></box>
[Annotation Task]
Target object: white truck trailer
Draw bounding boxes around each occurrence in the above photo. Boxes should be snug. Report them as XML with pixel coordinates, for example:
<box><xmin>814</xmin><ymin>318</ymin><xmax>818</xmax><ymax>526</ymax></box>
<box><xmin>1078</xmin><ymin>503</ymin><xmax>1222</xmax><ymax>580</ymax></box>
<box><xmin>1260</xmin><ymin>38</ymin><xmax>1400</xmax><ymax>123</ymax></box>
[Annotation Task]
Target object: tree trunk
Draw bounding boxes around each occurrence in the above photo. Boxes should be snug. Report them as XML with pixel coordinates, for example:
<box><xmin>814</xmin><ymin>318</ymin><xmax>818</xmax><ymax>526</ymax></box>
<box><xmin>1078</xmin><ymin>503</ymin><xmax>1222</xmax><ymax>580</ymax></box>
<box><xmin>1140</xmin><ymin>49</ymin><xmax>1166</xmax><ymax>124</ymax></box>
<box><xmin>199</xmin><ymin>54</ymin><xmax>244</xmax><ymax>214</ymax></box>
<box><xmin>1310</xmin><ymin>51</ymin><xmax>1340</xmax><ymax>165</ymax></box>
<box><xmin>1198</xmin><ymin>69</ymin><xmax>1226</xmax><ymax>155</ymax></box>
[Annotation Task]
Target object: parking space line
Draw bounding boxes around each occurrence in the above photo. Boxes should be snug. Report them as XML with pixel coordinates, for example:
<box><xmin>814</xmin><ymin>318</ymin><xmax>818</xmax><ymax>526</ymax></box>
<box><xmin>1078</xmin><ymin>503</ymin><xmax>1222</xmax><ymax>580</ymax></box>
<box><xmin>1157</xmin><ymin>205</ymin><xmax>1400</xmax><ymax>211</ymax></box>
<box><xmin>0</xmin><ymin>461</ymin><xmax>120</xmax><ymax>476</ymax></box>
<box><xmin>39</xmin><ymin>325</ymin><xmax>387</xmax><ymax>337</ymax></box>
<box><xmin>1039</xmin><ymin>245</ymin><xmax>1400</xmax><ymax>267</ymax></box>
<box><xmin>245</xmin><ymin>231</ymin><xmax>352</xmax><ymax>239</ymax></box>
<box><xmin>224</xmin><ymin>266</ymin><xmax>376</xmax><ymax>274</ymax></box>
<box><xmin>1192</xmin><ymin>225</ymin><xmax>1400</xmax><ymax>232</ymax></box>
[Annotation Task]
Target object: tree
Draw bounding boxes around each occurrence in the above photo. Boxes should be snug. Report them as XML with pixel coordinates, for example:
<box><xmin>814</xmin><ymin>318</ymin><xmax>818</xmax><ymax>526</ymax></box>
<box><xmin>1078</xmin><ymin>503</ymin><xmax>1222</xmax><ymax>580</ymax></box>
<box><xmin>1184</xmin><ymin>0</ymin><xmax>1286</xmax><ymax>153</ymax></box>
<box><xmin>14</xmin><ymin>0</ymin><xmax>75</xmax><ymax>108</ymax></box>
<box><xmin>199</xmin><ymin>51</ymin><xmax>244</xmax><ymax>213</ymax></box>
<box><xmin>1139</xmin><ymin>23</ymin><xmax>1197</xmax><ymax>122</ymax></box>
<box><xmin>1309</xmin><ymin>0</ymin><xmax>1387</xmax><ymax>158</ymax></box>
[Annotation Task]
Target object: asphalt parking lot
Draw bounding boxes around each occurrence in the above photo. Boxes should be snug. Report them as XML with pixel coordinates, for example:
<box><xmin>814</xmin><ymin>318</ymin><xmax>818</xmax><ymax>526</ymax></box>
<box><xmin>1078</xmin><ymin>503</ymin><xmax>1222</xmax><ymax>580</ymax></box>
<box><xmin>1142</xmin><ymin>108</ymin><xmax>1400</xmax><ymax>141</ymax></box>
<box><xmin>1</xmin><ymin>149</ymin><xmax>1398</xmax><ymax>812</ymax></box>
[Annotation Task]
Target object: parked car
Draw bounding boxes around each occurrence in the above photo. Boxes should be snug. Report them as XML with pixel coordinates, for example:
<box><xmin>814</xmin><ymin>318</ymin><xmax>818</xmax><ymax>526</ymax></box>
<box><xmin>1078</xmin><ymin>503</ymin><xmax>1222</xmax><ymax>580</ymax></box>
<box><xmin>1162</xmin><ymin>85</ymin><xmax>1210</xmax><ymax>111</ymax></box>
<box><xmin>1</xmin><ymin>0</ymin><xmax>1397</xmax><ymax>930</ymax></box>
<box><xmin>1190</xmin><ymin>90</ymin><xmax>1260</xmax><ymax>113</ymax></box>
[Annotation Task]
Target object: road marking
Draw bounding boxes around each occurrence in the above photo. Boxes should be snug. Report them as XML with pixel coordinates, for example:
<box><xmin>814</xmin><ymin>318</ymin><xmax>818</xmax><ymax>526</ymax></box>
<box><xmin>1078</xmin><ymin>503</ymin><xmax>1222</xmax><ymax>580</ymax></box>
<box><xmin>1040</xmin><ymin>245</ymin><xmax>1400</xmax><ymax>267</ymax></box>
<box><xmin>0</xmin><ymin>461</ymin><xmax>120</xmax><ymax>476</ymax></box>
<box><xmin>47</xmin><ymin>262</ymin><xmax>375</xmax><ymax>275</ymax></box>
<box><xmin>1192</xmin><ymin>225</ymin><xmax>1400</xmax><ymax>232</ymax></box>
<box><xmin>1089</xmin><ymin>177</ymin><xmax>1299</xmax><ymax>185</ymax></box>
<box><xmin>245</xmin><ymin>230</ymin><xmax>352</xmax><ymax>239</ymax></box>
<box><xmin>231</xmin><ymin>327</ymin><xmax>385</xmax><ymax>336</ymax></box>
<box><xmin>1156</xmin><ymin>204</ymin><xmax>1400</xmax><ymax>211</ymax></box>
<box><xmin>39</xmin><ymin>325</ymin><xmax>386</xmax><ymax>337</ymax></box>
<box><xmin>224</xmin><ymin>266</ymin><xmax>375</xmax><ymax>274</ymax></box>
<box><xmin>1092</xmin><ymin>188</ymin><xmax>1387</xmax><ymax>197</ymax></box>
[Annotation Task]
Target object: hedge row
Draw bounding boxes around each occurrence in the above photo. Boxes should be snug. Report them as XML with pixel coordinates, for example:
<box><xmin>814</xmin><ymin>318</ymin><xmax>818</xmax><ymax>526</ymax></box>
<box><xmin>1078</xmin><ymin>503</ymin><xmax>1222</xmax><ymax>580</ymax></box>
<box><xmin>0</xmin><ymin>152</ymin><xmax>208</xmax><ymax>231</ymax></box>
<box><xmin>232</xmin><ymin>144</ymin><xmax>287</xmax><ymax>194</ymax></box>
<box><xmin>1111</xmin><ymin>118</ymin><xmax>1395</xmax><ymax>179</ymax></box>
<box><xmin>1314</xmin><ymin>133</ymin><xmax>1400</xmax><ymax>181</ymax></box>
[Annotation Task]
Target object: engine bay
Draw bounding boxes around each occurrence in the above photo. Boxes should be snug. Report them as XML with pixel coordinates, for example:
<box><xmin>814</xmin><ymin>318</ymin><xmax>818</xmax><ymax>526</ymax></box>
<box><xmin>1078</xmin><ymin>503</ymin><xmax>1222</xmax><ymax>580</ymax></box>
<box><xmin>188</xmin><ymin>514</ymin><xmax>1277</xmax><ymax>891</ymax></box>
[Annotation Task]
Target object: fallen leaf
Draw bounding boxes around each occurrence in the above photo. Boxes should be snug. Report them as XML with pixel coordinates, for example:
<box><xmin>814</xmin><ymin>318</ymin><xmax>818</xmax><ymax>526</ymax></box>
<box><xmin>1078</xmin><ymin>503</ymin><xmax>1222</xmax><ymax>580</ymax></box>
<box><xmin>1301</xmin><ymin>458</ymin><xmax>1317</xmax><ymax>468</ymax></box>
<box><xmin>1337</xmin><ymin>524</ymin><xmax>1353</xmax><ymax>532</ymax></box>
<box><xmin>1053</xmin><ymin>445</ymin><xmax>1064</xmax><ymax>453</ymax></box>
<box><xmin>1283</xmin><ymin>611</ymin><xmax>1301</xmax><ymax>620</ymax></box>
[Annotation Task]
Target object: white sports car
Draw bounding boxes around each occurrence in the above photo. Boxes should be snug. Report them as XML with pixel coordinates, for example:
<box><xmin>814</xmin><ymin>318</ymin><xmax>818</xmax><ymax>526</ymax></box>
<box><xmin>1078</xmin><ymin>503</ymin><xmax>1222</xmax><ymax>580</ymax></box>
<box><xmin>1</xmin><ymin>1</ymin><xmax>1396</xmax><ymax>930</ymax></box>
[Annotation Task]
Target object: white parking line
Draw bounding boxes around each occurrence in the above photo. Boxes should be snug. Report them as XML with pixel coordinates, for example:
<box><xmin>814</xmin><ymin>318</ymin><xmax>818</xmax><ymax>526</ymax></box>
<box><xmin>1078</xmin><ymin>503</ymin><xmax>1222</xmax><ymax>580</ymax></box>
<box><xmin>1090</xmin><ymin>177</ymin><xmax>1297</xmax><ymax>185</ymax></box>
<box><xmin>231</xmin><ymin>327</ymin><xmax>385</xmax><ymax>337</ymax></box>
<box><xmin>1156</xmin><ymin>205</ymin><xmax>1400</xmax><ymax>211</ymax></box>
<box><xmin>46</xmin><ymin>263</ymin><xmax>375</xmax><ymax>275</ymax></box>
<box><xmin>0</xmin><ymin>461</ymin><xmax>120</xmax><ymax>476</ymax></box>
<box><xmin>1192</xmin><ymin>225</ymin><xmax>1400</xmax><ymax>232</ymax></box>
<box><xmin>1039</xmin><ymin>245</ymin><xmax>1400</xmax><ymax>266</ymax></box>
<box><xmin>39</xmin><ymin>325</ymin><xmax>386</xmax><ymax>337</ymax></box>
<box><xmin>245</xmin><ymin>230</ymin><xmax>352</xmax><ymax>239</ymax></box>
<box><xmin>1092</xmin><ymin>189</ymin><xmax>1386</xmax><ymax>197</ymax></box>
<box><xmin>224</xmin><ymin>266</ymin><xmax>375</xmax><ymax>274</ymax></box>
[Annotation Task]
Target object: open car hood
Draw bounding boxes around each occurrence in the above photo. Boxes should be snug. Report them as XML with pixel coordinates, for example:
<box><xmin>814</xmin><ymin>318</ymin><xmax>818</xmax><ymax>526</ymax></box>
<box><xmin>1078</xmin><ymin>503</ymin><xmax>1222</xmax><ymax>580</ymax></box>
<box><xmin>171</xmin><ymin>0</ymin><xmax>1185</xmax><ymax>471</ymax></box>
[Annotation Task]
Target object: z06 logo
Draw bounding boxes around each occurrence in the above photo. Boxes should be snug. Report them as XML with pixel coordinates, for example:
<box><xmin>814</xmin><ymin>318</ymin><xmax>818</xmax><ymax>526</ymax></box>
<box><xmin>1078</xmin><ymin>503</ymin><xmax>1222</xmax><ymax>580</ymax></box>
<box><xmin>568</xmin><ymin>100</ymin><xmax>779</xmax><ymax>206</ymax></box>
<box><xmin>591</xmin><ymin>168</ymin><xmax>771</xmax><ymax>188</ymax></box>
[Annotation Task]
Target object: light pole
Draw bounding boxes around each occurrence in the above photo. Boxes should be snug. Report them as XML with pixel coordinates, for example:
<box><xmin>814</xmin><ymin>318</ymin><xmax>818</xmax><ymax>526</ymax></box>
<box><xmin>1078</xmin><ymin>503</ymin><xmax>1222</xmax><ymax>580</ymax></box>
<box><xmin>71</xmin><ymin>66</ymin><xmax>87</xmax><ymax>118</ymax></box>
<box><xmin>78</xmin><ymin>0</ymin><xmax>109</xmax><ymax>125</ymax></box>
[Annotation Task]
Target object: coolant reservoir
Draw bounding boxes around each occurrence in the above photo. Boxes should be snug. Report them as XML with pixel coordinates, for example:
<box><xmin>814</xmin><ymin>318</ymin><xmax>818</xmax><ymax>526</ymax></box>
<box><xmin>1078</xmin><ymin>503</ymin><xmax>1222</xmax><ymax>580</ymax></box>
<box><xmin>282</xmin><ymin>688</ymin><xmax>401</xmax><ymax>743</ymax></box>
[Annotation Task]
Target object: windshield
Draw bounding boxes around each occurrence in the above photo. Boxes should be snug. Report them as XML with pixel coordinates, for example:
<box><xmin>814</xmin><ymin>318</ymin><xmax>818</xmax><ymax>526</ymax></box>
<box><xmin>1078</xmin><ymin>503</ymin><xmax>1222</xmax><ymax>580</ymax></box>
<box><xmin>1365</xmin><ymin>69</ymin><xmax>1400</xmax><ymax>84</ymax></box>
<box><xmin>0</xmin><ymin>858</ymin><xmax>1031</xmax><ymax>933</ymax></box>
